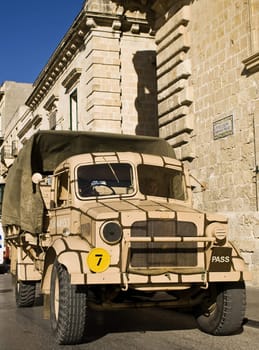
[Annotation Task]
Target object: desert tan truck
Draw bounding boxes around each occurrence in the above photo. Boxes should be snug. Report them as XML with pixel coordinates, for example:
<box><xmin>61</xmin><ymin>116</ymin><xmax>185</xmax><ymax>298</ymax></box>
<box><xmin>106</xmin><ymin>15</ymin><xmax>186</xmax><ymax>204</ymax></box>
<box><xmin>2</xmin><ymin>130</ymin><xmax>251</xmax><ymax>344</ymax></box>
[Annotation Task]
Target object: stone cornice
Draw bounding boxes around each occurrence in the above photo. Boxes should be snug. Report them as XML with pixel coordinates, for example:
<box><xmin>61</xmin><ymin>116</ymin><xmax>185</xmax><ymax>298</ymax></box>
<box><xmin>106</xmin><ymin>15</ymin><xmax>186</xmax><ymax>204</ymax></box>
<box><xmin>26</xmin><ymin>10</ymin><xmax>87</xmax><ymax>110</ymax></box>
<box><xmin>25</xmin><ymin>6</ymin><xmax>154</xmax><ymax>111</ymax></box>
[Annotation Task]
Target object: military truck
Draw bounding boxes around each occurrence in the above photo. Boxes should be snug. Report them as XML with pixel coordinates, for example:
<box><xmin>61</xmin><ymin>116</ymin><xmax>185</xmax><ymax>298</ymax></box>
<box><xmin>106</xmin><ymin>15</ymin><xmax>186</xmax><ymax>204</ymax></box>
<box><xmin>2</xmin><ymin>130</ymin><xmax>251</xmax><ymax>344</ymax></box>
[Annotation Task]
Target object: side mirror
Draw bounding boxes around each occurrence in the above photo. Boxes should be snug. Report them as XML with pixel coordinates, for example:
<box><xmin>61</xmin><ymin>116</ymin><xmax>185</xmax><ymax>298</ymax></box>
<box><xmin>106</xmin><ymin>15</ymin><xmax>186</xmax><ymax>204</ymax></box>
<box><xmin>32</xmin><ymin>173</ymin><xmax>43</xmax><ymax>184</ymax></box>
<box><xmin>189</xmin><ymin>173</ymin><xmax>207</xmax><ymax>192</ymax></box>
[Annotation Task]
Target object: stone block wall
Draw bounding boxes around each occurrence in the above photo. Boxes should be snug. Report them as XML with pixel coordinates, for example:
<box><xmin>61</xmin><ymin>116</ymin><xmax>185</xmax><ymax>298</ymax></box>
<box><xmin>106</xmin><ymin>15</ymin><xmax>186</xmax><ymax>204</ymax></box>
<box><xmin>154</xmin><ymin>0</ymin><xmax>259</xmax><ymax>285</ymax></box>
<box><xmin>227</xmin><ymin>211</ymin><xmax>259</xmax><ymax>286</ymax></box>
<box><xmin>189</xmin><ymin>1</ymin><xmax>259</xmax><ymax>285</ymax></box>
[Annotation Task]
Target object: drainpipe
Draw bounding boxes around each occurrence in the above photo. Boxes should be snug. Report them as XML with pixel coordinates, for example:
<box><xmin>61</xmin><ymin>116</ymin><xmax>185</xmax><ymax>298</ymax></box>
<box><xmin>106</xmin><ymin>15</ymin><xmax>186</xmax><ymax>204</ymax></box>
<box><xmin>247</xmin><ymin>0</ymin><xmax>253</xmax><ymax>54</ymax></box>
<box><xmin>253</xmin><ymin>112</ymin><xmax>259</xmax><ymax>211</ymax></box>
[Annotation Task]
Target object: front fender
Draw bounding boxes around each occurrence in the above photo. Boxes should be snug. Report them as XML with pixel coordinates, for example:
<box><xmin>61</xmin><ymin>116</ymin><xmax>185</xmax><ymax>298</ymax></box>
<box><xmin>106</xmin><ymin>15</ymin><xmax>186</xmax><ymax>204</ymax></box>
<box><xmin>41</xmin><ymin>236</ymin><xmax>91</xmax><ymax>294</ymax></box>
<box><xmin>229</xmin><ymin>241</ymin><xmax>250</xmax><ymax>274</ymax></box>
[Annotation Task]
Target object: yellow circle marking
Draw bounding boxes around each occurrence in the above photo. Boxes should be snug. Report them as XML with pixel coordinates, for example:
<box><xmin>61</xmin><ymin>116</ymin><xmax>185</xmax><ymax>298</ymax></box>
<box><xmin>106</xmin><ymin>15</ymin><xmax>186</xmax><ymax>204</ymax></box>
<box><xmin>87</xmin><ymin>248</ymin><xmax>111</xmax><ymax>273</ymax></box>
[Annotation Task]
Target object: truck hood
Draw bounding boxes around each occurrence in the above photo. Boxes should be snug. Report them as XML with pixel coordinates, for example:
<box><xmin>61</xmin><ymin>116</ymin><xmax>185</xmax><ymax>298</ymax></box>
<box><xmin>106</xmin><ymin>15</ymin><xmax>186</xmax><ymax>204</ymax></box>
<box><xmin>82</xmin><ymin>199</ymin><xmax>203</xmax><ymax>221</ymax></box>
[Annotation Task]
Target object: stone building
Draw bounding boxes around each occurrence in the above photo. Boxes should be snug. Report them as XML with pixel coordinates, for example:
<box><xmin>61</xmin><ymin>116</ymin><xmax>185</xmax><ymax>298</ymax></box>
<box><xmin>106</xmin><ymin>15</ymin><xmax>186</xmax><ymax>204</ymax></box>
<box><xmin>0</xmin><ymin>0</ymin><xmax>258</xmax><ymax>284</ymax></box>
<box><xmin>0</xmin><ymin>81</ymin><xmax>33</xmax><ymax>168</ymax></box>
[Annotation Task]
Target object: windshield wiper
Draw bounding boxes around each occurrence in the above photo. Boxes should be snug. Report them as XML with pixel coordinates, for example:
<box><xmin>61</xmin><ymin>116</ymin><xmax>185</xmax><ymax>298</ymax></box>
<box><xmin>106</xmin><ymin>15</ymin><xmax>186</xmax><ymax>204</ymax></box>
<box><xmin>102</xmin><ymin>157</ymin><xmax>120</xmax><ymax>183</ymax></box>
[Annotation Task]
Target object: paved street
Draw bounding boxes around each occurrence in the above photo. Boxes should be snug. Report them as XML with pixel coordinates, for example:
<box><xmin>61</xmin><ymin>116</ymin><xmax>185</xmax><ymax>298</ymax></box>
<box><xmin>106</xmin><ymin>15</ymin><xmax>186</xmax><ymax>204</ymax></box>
<box><xmin>0</xmin><ymin>273</ymin><xmax>258</xmax><ymax>350</ymax></box>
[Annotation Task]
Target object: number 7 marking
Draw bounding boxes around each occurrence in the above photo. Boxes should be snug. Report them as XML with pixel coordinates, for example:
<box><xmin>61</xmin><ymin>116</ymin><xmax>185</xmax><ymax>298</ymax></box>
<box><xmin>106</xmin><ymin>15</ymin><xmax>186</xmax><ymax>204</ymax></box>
<box><xmin>95</xmin><ymin>254</ymin><xmax>103</xmax><ymax>266</ymax></box>
<box><xmin>87</xmin><ymin>248</ymin><xmax>110</xmax><ymax>273</ymax></box>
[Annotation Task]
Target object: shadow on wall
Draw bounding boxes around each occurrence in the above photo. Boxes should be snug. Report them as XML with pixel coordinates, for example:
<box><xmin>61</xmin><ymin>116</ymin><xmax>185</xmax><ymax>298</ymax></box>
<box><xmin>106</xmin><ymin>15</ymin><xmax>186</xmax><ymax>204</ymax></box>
<box><xmin>133</xmin><ymin>50</ymin><xmax>158</xmax><ymax>137</ymax></box>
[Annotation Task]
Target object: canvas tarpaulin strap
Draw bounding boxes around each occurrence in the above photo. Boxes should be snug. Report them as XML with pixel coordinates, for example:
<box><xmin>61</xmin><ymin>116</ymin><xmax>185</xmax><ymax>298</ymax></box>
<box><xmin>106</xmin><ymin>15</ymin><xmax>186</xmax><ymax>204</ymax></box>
<box><xmin>1</xmin><ymin>130</ymin><xmax>176</xmax><ymax>234</ymax></box>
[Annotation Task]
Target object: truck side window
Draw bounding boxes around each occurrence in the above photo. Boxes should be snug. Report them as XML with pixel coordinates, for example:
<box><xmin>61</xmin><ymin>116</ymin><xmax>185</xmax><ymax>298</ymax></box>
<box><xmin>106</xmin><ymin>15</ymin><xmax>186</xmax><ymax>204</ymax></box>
<box><xmin>56</xmin><ymin>171</ymin><xmax>70</xmax><ymax>207</ymax></box>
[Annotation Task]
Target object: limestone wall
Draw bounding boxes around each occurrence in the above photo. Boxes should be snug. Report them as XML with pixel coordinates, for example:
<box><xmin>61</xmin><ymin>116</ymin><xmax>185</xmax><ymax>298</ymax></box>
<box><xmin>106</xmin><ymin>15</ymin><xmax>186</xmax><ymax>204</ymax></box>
<box><xmin>190</xmin><ymin>0</ymin><xmax>259</xmax><ymax>286</ymax></box>
<box><xmin>155</xmin><ymin>0</ymin><xmax>259</xmax><ymax>285</ymax></box>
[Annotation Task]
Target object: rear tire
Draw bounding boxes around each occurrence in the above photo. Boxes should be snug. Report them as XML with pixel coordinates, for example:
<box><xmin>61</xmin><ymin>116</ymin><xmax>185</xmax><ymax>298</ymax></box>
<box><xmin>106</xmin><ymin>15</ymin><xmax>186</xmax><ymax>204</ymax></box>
<box><xmin>195</xmin><ymin>281</ymin><xmax>246</xmax><ymax>335</ymax></box>
<box><xmin>16</xmin><ymin>280</ymin><xmax>36</xmax><ymax>307</ymax></box>
<box><xmin>50</xmin><ymin>259</ymin><xmax>87</xmax><ymax>345</ymax></box>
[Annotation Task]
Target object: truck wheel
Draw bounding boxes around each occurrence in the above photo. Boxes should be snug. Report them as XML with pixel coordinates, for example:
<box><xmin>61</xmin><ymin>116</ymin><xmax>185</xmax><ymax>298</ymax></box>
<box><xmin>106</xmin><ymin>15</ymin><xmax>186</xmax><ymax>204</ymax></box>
<box><xmin>16</xmin><ymin>281</ymin><xmax>36</xmax><ymax>307</ymax></box>
<box><xmin>195</xmin><ymin>281</ymin><xmax>246</xmax><ymax>335</ymax></box>
<box><xmin>50</xmin><ymin>260</ymin><xmax>87</xmax><ymax>345</ymax></box>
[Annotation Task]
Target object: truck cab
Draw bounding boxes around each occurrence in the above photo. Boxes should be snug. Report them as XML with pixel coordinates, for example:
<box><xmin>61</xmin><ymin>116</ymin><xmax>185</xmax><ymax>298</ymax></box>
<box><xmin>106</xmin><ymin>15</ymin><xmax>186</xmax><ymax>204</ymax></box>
<box><xmin>47</xmin><ymin>152</ymin><xmax>194</xmax><ymax>282</ymax></box>
<box><xmin>47</xmin><ymin>151</ymin><xmax>232</xmax><ymax>286</ymax></box>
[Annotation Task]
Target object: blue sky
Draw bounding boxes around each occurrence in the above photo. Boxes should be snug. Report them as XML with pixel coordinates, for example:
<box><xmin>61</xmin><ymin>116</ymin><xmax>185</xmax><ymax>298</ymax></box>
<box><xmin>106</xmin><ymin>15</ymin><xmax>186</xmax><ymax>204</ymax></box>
<box><xmin>0</xmin><ymin>1</ymin><xmax>85</xmax><ymax>85</ymax></box>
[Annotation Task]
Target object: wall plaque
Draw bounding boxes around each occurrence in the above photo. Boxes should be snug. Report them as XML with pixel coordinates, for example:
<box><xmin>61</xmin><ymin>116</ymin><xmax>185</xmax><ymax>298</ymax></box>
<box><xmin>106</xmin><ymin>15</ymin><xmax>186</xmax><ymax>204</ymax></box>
<box><xmin>213</xmin><ymin>115</ymin><xmax>234</xmax><ymax>140</ymax></box>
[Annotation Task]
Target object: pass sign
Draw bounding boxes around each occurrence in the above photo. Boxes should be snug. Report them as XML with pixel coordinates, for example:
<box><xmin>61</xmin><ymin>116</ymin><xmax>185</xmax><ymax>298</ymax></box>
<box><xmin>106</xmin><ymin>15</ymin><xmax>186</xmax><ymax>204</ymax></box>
<box><xmin>87</xmin><ymin>248</ymin><xmax>110</xmax><ymax>273</ymax></box>
<box><xmin>209</xmin><ymin>247</ymin><xmax>232</xmax><ymax>272</ymax></box>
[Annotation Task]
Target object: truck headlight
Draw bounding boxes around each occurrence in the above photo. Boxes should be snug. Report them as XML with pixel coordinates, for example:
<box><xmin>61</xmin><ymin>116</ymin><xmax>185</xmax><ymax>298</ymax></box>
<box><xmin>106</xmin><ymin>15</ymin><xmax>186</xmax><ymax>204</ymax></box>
<box><xmin>100</xmin><ymin>222</ymin><xmax>122</xmax><ymax>245</ymax></box>
<box><xmin>206</xmin><ymin>223</ymin><xmax>227</xmax><ymax>244</ymax></box>
<box><xmin>62</xmin><ymin>227</ymin><xmax>70</xmax><ymax>237</ymax></box>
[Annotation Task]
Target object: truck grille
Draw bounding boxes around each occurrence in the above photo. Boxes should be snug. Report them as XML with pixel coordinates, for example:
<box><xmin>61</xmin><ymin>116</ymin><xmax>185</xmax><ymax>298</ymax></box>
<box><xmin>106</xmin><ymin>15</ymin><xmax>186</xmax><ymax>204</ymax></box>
<box><xmin>130</xmin><ymin>220</ymin><xmax>197</xmax><ymax>268</ymax></box>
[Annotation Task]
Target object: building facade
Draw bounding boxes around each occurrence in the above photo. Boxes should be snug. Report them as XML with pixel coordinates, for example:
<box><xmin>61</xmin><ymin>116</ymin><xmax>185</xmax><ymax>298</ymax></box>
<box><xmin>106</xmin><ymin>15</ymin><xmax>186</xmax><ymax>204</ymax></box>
<box><xmin>0</xmin><ymin>0</ymin><xmax>258</xmax><ymax>285</ymax></box>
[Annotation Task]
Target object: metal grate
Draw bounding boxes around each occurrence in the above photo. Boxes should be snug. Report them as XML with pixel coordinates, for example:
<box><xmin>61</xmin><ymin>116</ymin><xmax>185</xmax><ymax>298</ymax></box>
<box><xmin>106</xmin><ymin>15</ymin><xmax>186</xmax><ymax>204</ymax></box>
<box><xmin>130</xmin><ymin>220</ymin><xmax>198</xmax><ymax>268</ymax></box>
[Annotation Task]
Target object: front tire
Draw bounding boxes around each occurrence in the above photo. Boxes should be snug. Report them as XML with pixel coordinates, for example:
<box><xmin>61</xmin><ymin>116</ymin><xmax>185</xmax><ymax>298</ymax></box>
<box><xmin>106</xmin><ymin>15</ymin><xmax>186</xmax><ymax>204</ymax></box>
<box><xmin>50</xmin><ymin>260</ymin><xmax>87</xmax><ymax>345</ymax></box>
<box><xmin>195</xmin><ymin>281</ymin><xmax>246</xmax><ymax>335</ymax></box>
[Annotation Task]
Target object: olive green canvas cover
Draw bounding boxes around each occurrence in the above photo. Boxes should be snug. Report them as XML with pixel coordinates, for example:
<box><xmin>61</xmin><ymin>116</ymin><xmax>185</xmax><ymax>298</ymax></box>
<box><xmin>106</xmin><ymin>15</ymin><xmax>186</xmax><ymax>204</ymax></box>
<box><xmin>2</xmin><ymin>130</ymin><xmax>176</xmax><ymax>234</ymax></box>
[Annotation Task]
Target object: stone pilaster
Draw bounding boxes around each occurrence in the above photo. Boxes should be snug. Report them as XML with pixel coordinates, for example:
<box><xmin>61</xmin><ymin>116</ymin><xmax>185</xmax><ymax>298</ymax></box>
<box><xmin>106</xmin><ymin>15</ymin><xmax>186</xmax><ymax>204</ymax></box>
<box><xmin>84</xmin><ymin>0</ymin><xmax>158</xmax><ymax>135</ymax></box>
<box><xmin>155</xmin><ymin>5</ymin><xmax>194</xmax><ymax>160</ymax></box>
<box><xmin>84</xmin><ymin>24</ymin><xmax>122</xmax><ymax>132</ymax></box>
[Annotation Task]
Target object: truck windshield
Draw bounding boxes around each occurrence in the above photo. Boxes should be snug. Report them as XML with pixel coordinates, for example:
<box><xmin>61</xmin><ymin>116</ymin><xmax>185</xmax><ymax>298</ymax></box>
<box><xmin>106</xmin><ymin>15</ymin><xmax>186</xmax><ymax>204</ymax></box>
<box><xmin>77</xmin><ymin>163</ymin><xmax>134</xmax><ymax>197</ymax></box>
<box><xmin>137</xmin><ymin>164</ymin><xmax>187</xmax><ymax>200</ymax></box>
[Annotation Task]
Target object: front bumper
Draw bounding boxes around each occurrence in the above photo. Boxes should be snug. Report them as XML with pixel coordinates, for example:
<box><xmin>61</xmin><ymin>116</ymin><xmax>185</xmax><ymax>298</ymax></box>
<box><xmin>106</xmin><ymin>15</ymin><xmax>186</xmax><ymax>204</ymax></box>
<box><xmin>70</xmin><ymin>268</ymin><xmax>252</xmax><ymax>288</ymax></box>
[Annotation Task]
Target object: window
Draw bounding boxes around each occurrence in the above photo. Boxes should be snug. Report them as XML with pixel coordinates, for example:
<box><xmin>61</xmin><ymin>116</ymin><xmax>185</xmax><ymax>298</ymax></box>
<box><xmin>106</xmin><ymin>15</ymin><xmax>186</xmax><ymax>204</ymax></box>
<box><xmin>43</xmin><ymin>94</ymin><xmax>58</xmax><ymax>130</ymax></box>
<box><xmin>56</xmin><ymin>170</ymin><xmax>70</xmax><ymax>207</ymax></box>
<box><xmin>49</xmin><ymin>111</ymin><xmax>57</xmax><ymax>130</ymax></box>
<box><xmin>70</xmin><ymin>90</ymin><xmax>78</xmax><ymax>131</ymax></box>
